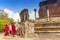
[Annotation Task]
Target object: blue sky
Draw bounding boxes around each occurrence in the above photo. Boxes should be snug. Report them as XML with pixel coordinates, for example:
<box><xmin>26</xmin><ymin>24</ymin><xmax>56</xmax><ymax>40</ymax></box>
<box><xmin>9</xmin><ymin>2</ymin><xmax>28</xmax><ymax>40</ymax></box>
<box><xmin>0</xmin><ymin>0</ymin><xmax>44</xmax><ymax>13</ymax></box>
<box><xmin>0</xmin><ymin>0</ymin><xmax>45</xmax><ymax>21</ymax></box>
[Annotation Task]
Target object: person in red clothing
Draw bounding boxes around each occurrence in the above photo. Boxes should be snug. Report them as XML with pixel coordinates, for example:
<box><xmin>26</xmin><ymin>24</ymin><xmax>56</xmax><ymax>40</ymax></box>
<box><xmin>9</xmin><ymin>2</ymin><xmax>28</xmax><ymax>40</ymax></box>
<box><xmin>4</xmin><ymin>24</ymin><xmax>9</xmax><ymax>36</ymax></box>
<box><xmin>11</xmin><ymin>23</ymin><xmax>17</xmax><ymax>37</ymax></box>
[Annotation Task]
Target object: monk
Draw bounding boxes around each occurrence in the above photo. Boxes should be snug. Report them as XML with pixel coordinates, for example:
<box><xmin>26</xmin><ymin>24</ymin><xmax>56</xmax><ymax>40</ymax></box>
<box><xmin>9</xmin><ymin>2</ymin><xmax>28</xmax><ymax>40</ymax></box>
<box><xmin>4</xmin><ymin>24</ymin><xmax>9</xmax><ymax>36</ymax></box>
<box><xmin>11</xmin><ymin>23</ymin><xmax>17</xmax><ymax>37</ymax></box>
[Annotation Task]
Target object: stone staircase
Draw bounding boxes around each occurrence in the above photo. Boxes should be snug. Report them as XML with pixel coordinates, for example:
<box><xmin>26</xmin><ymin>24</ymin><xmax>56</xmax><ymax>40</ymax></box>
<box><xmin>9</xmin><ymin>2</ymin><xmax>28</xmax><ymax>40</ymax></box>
<box><xmin>34</xmin><ymin>21</ymin><xmax>60</xmax><ymax>34</ymax></box>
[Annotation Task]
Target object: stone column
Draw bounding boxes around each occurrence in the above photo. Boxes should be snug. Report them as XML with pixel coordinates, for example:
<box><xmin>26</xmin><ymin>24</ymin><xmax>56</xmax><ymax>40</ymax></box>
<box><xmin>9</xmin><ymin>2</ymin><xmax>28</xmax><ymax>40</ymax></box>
<box><xmin>34</xmin><ymin>9</ymin><xmax>37</xmax><ymax>20</ymax></box>
<box><xmin>46</xmin><ymin>5</ymin><xmax>50</xmax><ymax>22</ymax></box>
<box><xmin>47</xmin><ymin>9</ymin><xmax>50</xmax><ymax>21</ymax></box>
<box><xmin>24</xmin><ymin>14</ymin><xmax>25</xmax><ymax>22</ymax></box>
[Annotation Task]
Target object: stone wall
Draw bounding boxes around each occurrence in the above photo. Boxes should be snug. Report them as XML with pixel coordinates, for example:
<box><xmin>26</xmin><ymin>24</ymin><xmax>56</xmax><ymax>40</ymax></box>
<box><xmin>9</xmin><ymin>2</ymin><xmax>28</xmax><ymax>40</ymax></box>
<box><xmin>24</xmin><ymin>21</ymin><xmax>34</xmax><ymax>37</ymax></box>
<box><xmin>39</xmin><ymin>1</ymin><xmax>60</xmax><ymax>18</ymax></box>
<box><xmin>34</xmin><ymin>17</ymin><xmax>60</xmax><ymax>34</ymax></box>
<box><xmin>36</xmin><ymin>17</ymin><xmax>60</xmax><ymax>23</ymax></box>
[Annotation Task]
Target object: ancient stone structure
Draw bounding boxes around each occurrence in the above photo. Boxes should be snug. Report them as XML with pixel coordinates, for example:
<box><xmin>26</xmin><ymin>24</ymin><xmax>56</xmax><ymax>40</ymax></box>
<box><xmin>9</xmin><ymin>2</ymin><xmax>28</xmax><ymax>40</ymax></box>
<box><xmin>17</xmin><ymin>22</ymin><xmax>25</xmax><ymax>37</ymax></box>
<box><xmin>39</xmin><ymin>0</ymin><xmax>60</xmax><ymax>18</ymax></box>
<box><xmin>18</xmin><ymin>0</ymin><xmax>60</xmax><ymax>37</ymax></box>
<box><xmin>20</xmin><ymin>9</ymin><xmax>29</xmax><ymax>22</ymax></box>
<box><xmin>34</xmin><ymin>9</ymin><xmax>37</xmax><ymax>20</ymax></box>
<box><xmin>17</xmin><ymin>20</ymin><xmax>34</xmax><ymax>37</ymax></box>
<box><xmin>17</xmin><ymin>9</ymin><xmax>30</xmax><ymax>37</ymax></box>
<box><xmin>24</xmin><ymin>21</ymin><xmax>34</xmax><ymax>37</ymax></box>
<box><xmin>34</xmin><ymin>0</ymin><xmax>60</xmax><ymax>34</ymax></box>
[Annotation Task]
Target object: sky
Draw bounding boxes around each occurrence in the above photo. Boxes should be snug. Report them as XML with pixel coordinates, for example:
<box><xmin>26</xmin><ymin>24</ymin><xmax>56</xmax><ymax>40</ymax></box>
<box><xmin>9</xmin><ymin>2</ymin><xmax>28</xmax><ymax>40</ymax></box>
<box><xmin>0</xmin><ymin>0</ymin><xmax>44</xmax><ymax>22</ymax></box>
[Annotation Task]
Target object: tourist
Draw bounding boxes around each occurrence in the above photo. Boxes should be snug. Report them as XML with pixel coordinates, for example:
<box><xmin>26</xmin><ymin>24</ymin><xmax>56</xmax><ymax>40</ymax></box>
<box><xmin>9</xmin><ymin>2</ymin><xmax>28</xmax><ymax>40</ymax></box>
<box><xmin>4</xmin><ymin>24</ymin><xmax>9</xmax><ymax>36</ymax></box>
<box><xmin>11</xmin><ymin>23</ymin><xmax>17</xmax><ymax>37</ymax></box>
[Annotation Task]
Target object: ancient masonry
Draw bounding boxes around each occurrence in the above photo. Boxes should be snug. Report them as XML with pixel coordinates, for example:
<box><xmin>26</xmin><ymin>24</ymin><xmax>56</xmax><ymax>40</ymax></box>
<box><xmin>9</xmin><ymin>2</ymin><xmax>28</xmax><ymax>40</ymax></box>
<box><xmin>17</xmin><ymin>9</ymin><xmax>33</xmax><ymax>37</ymax></box>
<box><xmin>34</xmin><ymin>0</ymin><xmax>60</xmax><ymax>34</ymax></box>
<box><xmin>20</xmin><ymin>9</ymin><xmax>29</xmax><ymax>22</ymax></box>
<box><xmin>17</xmin><ymin>0</ymin><xmax>60</xmax><ymax>37</ymax></box>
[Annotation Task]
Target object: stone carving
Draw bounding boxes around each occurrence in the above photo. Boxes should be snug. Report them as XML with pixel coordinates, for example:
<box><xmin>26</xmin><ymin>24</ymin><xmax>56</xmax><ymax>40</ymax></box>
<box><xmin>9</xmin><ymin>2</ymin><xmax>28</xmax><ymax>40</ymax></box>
<box><xmin>20</xmin><ymin>9</ymin><xmax>29</xmax><ymax>22</ymax></box>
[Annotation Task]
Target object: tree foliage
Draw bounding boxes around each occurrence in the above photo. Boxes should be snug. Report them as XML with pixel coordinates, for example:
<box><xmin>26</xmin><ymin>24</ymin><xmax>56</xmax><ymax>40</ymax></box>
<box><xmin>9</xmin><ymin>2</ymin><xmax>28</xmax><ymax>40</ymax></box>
<box><xmin>0</xmin><ymin>13</ymin><xmax>15</xmax><ymax>32</ymax></box>
<box><xmin>0</xmin><ymin>19</ymin><xmax>8</xmax><ymax>32</ymax></box>
<box><xmin>7</xmin><ymin>18</ymin><xmax>15</xmax><ymax>24</ymax></box>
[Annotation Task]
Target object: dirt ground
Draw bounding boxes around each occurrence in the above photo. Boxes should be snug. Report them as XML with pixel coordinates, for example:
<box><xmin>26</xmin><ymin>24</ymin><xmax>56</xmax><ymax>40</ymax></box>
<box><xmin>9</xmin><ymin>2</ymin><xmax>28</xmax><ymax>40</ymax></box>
<box><xmin>0</xmin><ymin>33</ymin><xmax>60</xmax><ymax>40</ymax></box>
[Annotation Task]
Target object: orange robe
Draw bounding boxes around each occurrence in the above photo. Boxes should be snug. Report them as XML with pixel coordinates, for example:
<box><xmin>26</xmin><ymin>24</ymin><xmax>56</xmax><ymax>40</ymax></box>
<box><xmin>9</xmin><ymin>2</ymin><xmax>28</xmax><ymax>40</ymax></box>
<box><xmin>4</xmin><ymin>24</ymin><xmax>9</xmax><ymax>36</ymax></box>
<box><xmin>12</xmin><ymin>24</ymin><xmax>17</xmax><ymax>36</ymax></box>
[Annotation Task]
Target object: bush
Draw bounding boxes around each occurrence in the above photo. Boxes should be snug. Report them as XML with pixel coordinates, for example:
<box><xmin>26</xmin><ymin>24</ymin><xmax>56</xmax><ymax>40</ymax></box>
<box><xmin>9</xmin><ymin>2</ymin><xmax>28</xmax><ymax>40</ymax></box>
<box><xmin>0</xmin><ymin>19</ymin><xmax>8</xmax><ymax>32</ymax></box>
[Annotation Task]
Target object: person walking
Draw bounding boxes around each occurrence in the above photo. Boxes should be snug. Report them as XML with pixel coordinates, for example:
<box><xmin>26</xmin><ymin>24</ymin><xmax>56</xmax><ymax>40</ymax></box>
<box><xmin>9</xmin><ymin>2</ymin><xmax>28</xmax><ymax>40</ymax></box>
<box><xmin>11</xmin><ymin>23</ymin><xmax>17</xmax><ymax>37</ymax></box>
<box><xmin>4</xmin><ymin>24</ymin><xmax>9</xmax><ymax>36</ymax></box>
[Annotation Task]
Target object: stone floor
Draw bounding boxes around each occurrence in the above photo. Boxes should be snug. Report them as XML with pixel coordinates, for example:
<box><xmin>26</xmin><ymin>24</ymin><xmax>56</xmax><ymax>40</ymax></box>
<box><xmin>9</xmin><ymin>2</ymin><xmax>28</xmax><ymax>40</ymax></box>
<box><xmin>0</xmin><ymin>33</ymin><xmax>60</xmax><ymax>40</ymax></box>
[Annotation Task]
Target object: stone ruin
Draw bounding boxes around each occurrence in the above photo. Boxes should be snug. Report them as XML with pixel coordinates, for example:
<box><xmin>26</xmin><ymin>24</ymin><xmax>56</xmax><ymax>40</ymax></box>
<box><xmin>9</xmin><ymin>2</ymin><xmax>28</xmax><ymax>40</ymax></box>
<box><xmin>17</xmin><ymin>9</ymin><xmax>35</xmax><ymax>37</ymax></box>
<box><xmin>17</xmin><ymin>0</ymin><xmax>60</xmax><ymax>37</ymax></box>
<box><xmin>35</xmin><ymin>0</ymin><xmax>60</xmax><ymax>34</ymax></box>
<box><xmin>19</xmin><ymin>9</ymin><xmax>29</xmax><ymax>22</ymax></box>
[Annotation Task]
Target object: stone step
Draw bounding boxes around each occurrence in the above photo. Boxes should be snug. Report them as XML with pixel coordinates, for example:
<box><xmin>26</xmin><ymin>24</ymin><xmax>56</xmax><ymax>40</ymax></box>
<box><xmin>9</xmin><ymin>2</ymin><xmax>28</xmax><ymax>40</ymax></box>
<box><xmin>34</xmin><ymin>28</ymin><xmax>60</xmax><ymax>33</ymax></box>
<box><xmin>34</xmin><ymin>23</ymin><xmax>60</xmax><ymax>27</ymax></box>
<box><xmin>34</xmin><ymin>27</ymin><xmax>60</xmax><ymax>28</ymax></box>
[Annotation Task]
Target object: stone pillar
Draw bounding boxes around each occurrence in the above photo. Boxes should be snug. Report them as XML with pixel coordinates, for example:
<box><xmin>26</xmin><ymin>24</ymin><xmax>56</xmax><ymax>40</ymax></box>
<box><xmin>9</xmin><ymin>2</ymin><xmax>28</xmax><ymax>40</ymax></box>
<box><xmin>34</xmin><ymin>9</ymin><xmax>37</xmax><ymax>20</ymax></box>
<box><xmin>47</xmin><ymin>9</ymin><xmax>50</xmax><ymax>21</ymax></box>
<box><xmin>24</xmin><ymin>14</ymin><xmax>25</xmax><ymax>21</ymax></box>
<box><xmin>46</xmin><ymin>5</ymin><xmax>50</xmax><ymax>21</ymax></box>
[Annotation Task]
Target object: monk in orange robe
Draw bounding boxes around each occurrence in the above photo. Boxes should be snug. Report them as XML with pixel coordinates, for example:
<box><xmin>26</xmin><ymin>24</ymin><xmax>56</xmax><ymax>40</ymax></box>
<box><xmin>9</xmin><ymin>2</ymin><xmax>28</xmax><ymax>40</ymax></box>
<box><xmin>11</xmin><ymin>23</ymin><xmax>17</xmax><ymax>37</ymax></box>
<box><xmin>4</xmin><ymin>24</ymin><xmax>9</xmax><ymax>36</ymax></box>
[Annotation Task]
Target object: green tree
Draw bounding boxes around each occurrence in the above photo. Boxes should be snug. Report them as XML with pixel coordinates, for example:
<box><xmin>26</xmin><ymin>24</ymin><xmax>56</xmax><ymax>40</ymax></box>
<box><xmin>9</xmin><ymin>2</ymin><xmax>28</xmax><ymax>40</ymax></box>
<box><xmin>7</xmin><ymin>18</ymin><xmax>15</xmax><ymax>24</ymax></box>
<box><xmin>0</xmin><ymin>19</ymin><xmax>8</xmax><ymax>32</ymax></box>
<box><xmin>0</xmin><ymin>13</ymin><xmax>15</xmax><ymax>32</ymax></box>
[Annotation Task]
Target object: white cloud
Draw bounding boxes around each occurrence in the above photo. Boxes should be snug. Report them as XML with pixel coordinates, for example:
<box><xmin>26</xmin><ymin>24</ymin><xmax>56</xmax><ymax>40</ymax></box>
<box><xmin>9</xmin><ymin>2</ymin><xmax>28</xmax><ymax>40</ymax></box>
<box><xmin>29</xmin><ymin>11</ymin><xmax>35</xmax><ymax>20</ymax></box>
<box><xmin>29</xmin><ymin>11</ymin><xmax>39</xmax><ymax>20</ymax></box>
<box><xmin>4</xmin><ymin>8</ymin><xmax>39</xmax><ymax>22</ymax></box>
<box><xmin>4</xmin><ymin>9</ymin><xmax>20</xmax><ymax>22</ymax></box>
